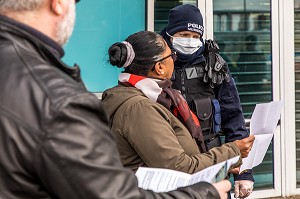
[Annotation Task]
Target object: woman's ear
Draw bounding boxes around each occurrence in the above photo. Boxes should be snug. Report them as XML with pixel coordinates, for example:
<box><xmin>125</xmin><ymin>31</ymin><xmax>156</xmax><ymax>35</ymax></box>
<box><xmin>147</xmin><ymin>62</ymin><xmax>167</xmax><ymax>78</ymax></box>
<box><xmin>154</xmin><ymin>62</ymin><xmax>166</xmax><ymax>76</ymax></box>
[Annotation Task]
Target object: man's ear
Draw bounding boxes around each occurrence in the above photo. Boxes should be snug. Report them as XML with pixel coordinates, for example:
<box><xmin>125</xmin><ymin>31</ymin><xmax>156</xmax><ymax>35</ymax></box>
<box><xmin>51</xmin><ymin>0</ymin><xmax>64</xmax><ymax>15</ymax></box>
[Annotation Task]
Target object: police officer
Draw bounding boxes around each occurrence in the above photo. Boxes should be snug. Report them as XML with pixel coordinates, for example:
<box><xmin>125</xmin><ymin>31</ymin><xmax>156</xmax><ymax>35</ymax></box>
<box><xmin>161</xmin><ymin>4</ymin><xmax>254</xmax><ymax>198</ymax></box>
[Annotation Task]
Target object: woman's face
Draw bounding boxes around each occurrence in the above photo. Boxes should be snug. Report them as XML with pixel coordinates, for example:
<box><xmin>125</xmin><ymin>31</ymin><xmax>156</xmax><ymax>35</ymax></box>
<box><xmin>146</xmin><ymin>40</ymin><xmax>176</xmax><ymax>79</ymax></box>
<box><xmin>158</xmin><ymin>44</ymin><xmax>175</xmax><ymax>79</ymax></box>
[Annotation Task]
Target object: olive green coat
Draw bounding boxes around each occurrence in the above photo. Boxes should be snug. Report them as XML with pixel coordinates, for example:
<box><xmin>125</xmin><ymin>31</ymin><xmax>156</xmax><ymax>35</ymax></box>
<box><xmin>102</xmin><ymin>84</ymin><xmax>241</xmax><ymax>174</ymax></box>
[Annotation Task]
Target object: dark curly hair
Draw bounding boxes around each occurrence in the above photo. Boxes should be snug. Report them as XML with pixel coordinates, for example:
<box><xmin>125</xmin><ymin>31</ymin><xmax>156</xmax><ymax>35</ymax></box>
<box><xmin>108</xmin><ymin>31</ymin><xmax>166</xmax><ymax>76</ymax></box>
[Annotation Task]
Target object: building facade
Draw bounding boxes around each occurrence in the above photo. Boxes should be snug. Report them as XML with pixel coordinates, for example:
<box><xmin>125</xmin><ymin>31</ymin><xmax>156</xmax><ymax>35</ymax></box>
<box><xmin>63</xmin><ymin>0</ymin><xmax>299</xmax><ymax>198</ymax></box>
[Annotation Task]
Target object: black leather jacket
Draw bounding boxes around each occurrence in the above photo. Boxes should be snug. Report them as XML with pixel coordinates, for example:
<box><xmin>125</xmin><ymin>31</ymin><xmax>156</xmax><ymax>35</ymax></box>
<box><xmin>0</xmin><ymin>16</ymin><xmax>220</xmax><ymax>199</ymax></box>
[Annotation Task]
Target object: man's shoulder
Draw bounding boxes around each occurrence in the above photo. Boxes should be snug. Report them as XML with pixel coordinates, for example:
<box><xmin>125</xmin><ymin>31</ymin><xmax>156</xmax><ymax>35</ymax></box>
<box><xmin>36</xmin><ymin>63</ymin><xmax>86</xmax><ymax>100</ymax></box>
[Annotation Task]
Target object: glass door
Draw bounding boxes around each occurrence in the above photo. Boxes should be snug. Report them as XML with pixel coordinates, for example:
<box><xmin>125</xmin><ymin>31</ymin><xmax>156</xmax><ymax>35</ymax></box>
<box><xmin>213</xmin><ymin>0</ymin><xmax>273</xmax><ymax>190</ymax></box>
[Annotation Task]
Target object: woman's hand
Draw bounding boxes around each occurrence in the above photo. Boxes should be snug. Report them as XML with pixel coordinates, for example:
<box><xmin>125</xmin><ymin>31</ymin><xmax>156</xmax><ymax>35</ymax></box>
<box><xmin>233</xmin><ymin>135</ymin><xmax>255</xmax><ymax>158</ymax></box>
<box><xmin>229</xmin><ymin>167</ymin><xmax>240</xmax><ymax>175</ymax></box>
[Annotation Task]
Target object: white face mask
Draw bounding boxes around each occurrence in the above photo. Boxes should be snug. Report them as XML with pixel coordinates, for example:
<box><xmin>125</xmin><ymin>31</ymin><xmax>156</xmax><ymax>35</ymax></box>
<box><xmin>172</xmin><ymin>37</ymin><xmax>203</xmax><ymax>55</ymax></box>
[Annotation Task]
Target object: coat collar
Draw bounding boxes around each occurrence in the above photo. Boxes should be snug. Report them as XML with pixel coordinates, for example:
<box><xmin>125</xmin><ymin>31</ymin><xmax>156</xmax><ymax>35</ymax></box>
<box><xmin>0</xmin><ymin>15</ymin><xmax>64</xmax><ymax>58</ymax></box>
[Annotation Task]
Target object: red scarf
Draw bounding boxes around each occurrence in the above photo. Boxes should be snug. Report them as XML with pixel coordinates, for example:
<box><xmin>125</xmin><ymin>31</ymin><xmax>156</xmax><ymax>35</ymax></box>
<box><xmin>119</xmin><ymin>73</ymin><xmax>207</xmax><ymax>152</ymax></box>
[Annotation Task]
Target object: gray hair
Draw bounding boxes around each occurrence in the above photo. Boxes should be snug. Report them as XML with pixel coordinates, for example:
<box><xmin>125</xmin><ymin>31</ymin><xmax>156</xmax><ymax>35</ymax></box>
<box><xmin>0</xmin><ymin>0</ymin><xmax>44</xmax><ymax>12</ymax></box>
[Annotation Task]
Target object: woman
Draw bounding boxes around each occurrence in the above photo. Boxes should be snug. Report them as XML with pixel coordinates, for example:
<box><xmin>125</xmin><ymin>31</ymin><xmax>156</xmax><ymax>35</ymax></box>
<box><xmin>102</xmin><ymin>31</ymin><xmax>254</xmax><ymax>174</ymax></box>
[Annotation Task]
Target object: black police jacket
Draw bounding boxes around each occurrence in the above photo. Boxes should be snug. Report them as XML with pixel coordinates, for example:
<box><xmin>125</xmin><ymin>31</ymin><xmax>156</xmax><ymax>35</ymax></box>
<box><xmin>0</xmin><ymin>16</ymin><xmax>221</xmax><ymax>199</ymax></box>
<box><xmin>171</xmin><ymin>57</ymin><xmax>253</xmax><ymax>182</ymax></box>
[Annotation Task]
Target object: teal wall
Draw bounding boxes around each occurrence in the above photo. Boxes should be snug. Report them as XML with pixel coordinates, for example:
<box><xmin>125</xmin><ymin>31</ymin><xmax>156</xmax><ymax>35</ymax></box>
<box><xmin>63</xmin><ymin>0</ymin><xmax>146</xmax><ymax>92</ymax></box>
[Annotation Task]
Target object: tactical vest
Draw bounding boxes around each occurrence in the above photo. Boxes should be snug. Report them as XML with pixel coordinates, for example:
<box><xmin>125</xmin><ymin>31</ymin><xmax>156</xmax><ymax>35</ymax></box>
<box><xmin>171</xmin><ymin>62</ymin><xmax>222</xmax><ymax>151</ymax></box>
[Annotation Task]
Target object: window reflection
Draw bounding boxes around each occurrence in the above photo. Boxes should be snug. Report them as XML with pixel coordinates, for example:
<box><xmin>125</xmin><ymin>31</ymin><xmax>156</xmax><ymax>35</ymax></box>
<box><xmin>213</xmin><ymin>0</ymin><xmax>271</xmax><ymax>118</ymax></box>
<box><xmin>154</xmin><ymin>0</ymin><xmax>197</xmax><ymax>33</ymax></box>
<box><xmin>213</xmin><ymin>0</ymin><xmax>272</xmax><ymax>189</ymax></box>
<box><xmin>214</xmin><ymin>0</ymin><xmax>270</xmax><ymax>11</ymax></box>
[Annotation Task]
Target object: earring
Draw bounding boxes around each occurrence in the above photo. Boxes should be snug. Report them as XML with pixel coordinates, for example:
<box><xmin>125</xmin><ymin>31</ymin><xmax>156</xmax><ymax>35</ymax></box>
<box><xmin>160</xmin><ymin>71</ymin><xmax>164</xmax><ymax>75</ymax></box>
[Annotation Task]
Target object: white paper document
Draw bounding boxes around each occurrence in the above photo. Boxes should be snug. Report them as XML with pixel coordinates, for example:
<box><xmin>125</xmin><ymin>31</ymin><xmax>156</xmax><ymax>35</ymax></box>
<box><xmin>240</xmin><ymin>101</ymin><xmax>283</xmax><ymax>173</ymax></box>
<box><xmin>135</xmin><ymin>156</ymin><xmax>240</xmax><ymax>192</ymax></box>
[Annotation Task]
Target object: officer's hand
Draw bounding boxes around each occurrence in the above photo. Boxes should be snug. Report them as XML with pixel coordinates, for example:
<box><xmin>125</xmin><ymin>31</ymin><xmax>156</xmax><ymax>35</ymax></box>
<box><xmin>234</xmin><ymin>180</ymin><xmax>254</xmax><ymax>198</ymax></box>
<box><xmin>213</xmin><ymin>180</ymin><xmax>231</xmax><ymax>199</ymax></box>
<box><xmin>233</xmin><ymin>135</ymin><xmax>255</xmax><ymax>158</ymax></box>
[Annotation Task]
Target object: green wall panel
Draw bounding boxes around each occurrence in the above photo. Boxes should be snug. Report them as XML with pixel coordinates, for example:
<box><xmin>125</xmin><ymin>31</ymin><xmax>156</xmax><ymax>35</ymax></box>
<box><xmin>63</xmin><ymin>0</ymin><xmax>146</xmax><ymax>92</ymax></box>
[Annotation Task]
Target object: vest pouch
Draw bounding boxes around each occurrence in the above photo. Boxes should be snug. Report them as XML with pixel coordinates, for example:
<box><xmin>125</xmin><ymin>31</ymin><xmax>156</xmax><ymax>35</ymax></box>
<box><xmin>211</xmin><ymin>99</ymin><xmax>221</xmax><ymax>133</ymax></box>
<box><xmin>205</xmin><ymin>135</ymin><xmax>221</xmax><ymax>150</ymax></box>
<box><xmin>191</xmin><ymin>98</ymin><xmax>222</xmax><ymax>150</ymax></box>
<box><xmin>191</xmin><ymin>97</ymin><xmax>213</xmax><ymax>137</ymax></box>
